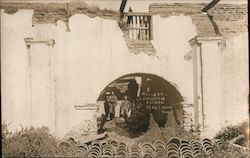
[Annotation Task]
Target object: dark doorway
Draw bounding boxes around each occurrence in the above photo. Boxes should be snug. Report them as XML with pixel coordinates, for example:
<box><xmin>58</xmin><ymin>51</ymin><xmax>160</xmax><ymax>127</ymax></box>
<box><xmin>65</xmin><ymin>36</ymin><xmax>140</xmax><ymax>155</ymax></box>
<box><xmin>97</xmin><ymin>73</ymin><xmax>184</xmax><ymax>136</ymax></box>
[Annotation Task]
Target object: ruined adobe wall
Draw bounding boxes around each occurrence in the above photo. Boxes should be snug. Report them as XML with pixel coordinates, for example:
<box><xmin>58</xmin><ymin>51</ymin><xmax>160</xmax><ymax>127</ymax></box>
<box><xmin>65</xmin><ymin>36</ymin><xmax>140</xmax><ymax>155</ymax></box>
<box><xmin>1</xmin><ymin>1</ymin><xmax>248</xmax><ymax>138</ymax></box>
<box><xmin>1</xmin><ymin>9</ymin><xmax>196</xmax><ymax>137</ymax></box>
<box><xmin>200</xmin><ymin>32</ymin><xmax>248</xmax><ymax>137</ymax></box>
<box><xmin>220</xmin><ymin>32</ymin><xmax>248</xmax><ymax>126</ymax></box>
<box><xmin>150</xmin><ymin>2</ymin><xmax>248</xmax><ymax>137</ymax></box>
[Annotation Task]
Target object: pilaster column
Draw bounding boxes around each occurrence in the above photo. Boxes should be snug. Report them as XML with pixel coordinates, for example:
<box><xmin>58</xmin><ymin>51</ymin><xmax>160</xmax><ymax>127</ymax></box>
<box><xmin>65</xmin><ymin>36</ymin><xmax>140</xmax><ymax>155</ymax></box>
<box><xmin>24</xmin><ymin>38</ymin><xmax>56</xmax><ymax>132</ymax></box>
<box><xmin>191</xmin><ymin>36</ymin><xmax>223</xmax><ymax>136</ymax></box>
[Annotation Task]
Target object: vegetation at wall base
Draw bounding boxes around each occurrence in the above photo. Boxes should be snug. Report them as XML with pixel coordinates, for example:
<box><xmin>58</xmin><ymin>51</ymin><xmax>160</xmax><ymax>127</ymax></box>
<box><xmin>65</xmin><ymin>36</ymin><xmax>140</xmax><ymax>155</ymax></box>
<box><xmin>2</xmin><ymin>121</ymin><xmax>248</xmax><ymax>157</ymax></box>
<box><xmin>215</xmin><ymin>121</ymin><xmax>248</xmax><ymax>146</ymax></box>
<box><xmin>2</xmin><ymin>122</ymin><xmax>59</xmax><ymax>157</ymax></box>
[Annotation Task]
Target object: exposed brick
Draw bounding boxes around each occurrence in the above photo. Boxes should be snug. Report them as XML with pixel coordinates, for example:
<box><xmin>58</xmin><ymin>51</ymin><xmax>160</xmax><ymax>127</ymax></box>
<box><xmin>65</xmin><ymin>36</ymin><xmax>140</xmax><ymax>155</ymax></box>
<box><xmin>149</xmin><ymin>3</ymin><xmax>248</xmax><ymax>39</ymax></box>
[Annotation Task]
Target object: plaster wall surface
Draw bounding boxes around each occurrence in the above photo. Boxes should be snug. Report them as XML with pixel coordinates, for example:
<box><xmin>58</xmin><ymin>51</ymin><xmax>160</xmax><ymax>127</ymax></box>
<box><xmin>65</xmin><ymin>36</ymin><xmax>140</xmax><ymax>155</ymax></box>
<box><xmin>220</xmin><ymin>32</ymin><xmax>249</xmax><ymax>126</ymax></box>
<box><xmin>1</xmin><ymin>10</ymin><xmax>197</xmax><ymax>137</ymax></box>
<box><xmin>1</xmin><ymin>9</ymin><xmax>248</xmax><ymax>138</ymax></box>
<box><xmin>201</xmin><ymin>41</ymin><xmax>223</xmax><ymax>136</ymax></box>
<box><xmin>199</xmin><ymin>33</ymin><xmax>248</xmax><ymax>137</ymax></box>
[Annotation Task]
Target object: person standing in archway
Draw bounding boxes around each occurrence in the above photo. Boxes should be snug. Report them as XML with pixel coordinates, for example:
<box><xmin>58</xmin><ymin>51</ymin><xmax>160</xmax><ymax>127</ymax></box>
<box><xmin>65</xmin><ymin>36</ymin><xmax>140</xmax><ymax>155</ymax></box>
<box><xmin>120</xmin><ymin>95</ymin><xmax>132</xmax><ymax>122</ymax></box>
<box><xmin>109</xmin><ymin>91</ymin><xmax>118</xmax><ymax>120</ymax></box>
<box><xmin>98</xmin><ymin>96</ymin><xmax>110</xmax><ymax>134</ymax></box>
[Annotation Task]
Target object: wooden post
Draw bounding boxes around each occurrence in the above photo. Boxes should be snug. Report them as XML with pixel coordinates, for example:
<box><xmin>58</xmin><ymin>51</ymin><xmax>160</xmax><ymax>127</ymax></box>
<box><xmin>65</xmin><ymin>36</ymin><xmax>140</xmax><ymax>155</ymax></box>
<box><xmin>149</xmin><ymin>16</ymin><xmax>153</xmax><ymax>40</ymax></box>
<box><xmin>132</xmin><ymin>16</ymin><xmax>136</xmax><ymax>40</ymax></box>
<box><xmin>119</xmin><ymin>0</ymin><xmax>127</xmax><ymax>18</ymax></box>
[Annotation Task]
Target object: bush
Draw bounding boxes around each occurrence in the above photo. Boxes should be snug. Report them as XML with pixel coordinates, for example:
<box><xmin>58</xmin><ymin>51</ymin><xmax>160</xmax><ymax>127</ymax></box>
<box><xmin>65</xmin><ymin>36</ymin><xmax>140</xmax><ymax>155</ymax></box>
<box><xmin>214</xmin><ymin>142</ymin><xmax>248</xmax><ymax>158</ymax></box>
<box><xmin>215</xmin><ymin>121</ymin><xmax>248</xmax><ymax>143</ymax></box>
<box><xmin>2</xmin><ymin>124</ymin><xmax>59</xmax><ymax>157</ymax></box>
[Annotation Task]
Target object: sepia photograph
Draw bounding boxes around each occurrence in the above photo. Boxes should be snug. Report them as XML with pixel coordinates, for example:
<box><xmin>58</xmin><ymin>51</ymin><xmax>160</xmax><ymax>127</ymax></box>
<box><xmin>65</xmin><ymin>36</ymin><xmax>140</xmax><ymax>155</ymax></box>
<box><xmin>1</xmin><ymin>0</ymin><xmax>249</xmax><ymax>157</ymax></box>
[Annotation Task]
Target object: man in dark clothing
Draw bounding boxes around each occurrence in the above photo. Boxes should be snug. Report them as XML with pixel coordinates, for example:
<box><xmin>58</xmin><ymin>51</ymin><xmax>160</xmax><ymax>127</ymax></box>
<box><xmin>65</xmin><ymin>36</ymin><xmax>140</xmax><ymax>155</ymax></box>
<box><xmin>127</xmin><ymin>79</ymin><xmax>139</xmax><ymax>101</ymax></box>
<box><xmin>109</xmin><ymin>91</ymin><xmax>117</xmax><ymax>120</ymax></box>
<box><xmin>98</xmin><ymin>96</ymin><xmax>110</xmax><ymax>134</ymax></box>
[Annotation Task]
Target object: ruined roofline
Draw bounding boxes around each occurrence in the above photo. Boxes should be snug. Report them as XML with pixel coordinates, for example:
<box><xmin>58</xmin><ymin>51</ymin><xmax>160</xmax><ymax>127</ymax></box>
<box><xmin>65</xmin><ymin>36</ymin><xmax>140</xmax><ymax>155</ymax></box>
<box><xmin>1</xmin><ymin>2</ymin><xmax>246</xmax><ymax>13</ymax></box>
<box><xmin>1</xmin><ymin>1</ymin><xmax>247</xmax><ymax>38</ymax></box>
<box><xmin>0</xmin><ymin>0</ymin><xmax>247</xmax><ymax>4</ymax></box>
<box><xmin>0</xmin><ymin>0</ymin><xmax>70</xmax><ymax>3</ymax></box>
<box><xmin>149</xmin><ymin>2</ymin><xmax>247</xmax><ymax>38</ymax></box>
<box><xmin>0</xmin><ymin>2</ymin><xmax>68</xmax><ymax>10</ymax></box>
<box><xmin>149</xmin><ymin>3</ymin><xmax>247</xmax><ymax>13</ymax></box>
<box><xmin>0</xmin><ymin>1</ymin><xmax>117</xmax><ymax>13</ymax></box>
<box><xmin>0</xmin><ymin>0</ymin><xmax>247</xmax><ymax>10</ymax></box>
<box><xmin>0</xmin><ymin>1</ymin><xmax>120</xmax><ymax>21</ymax></box>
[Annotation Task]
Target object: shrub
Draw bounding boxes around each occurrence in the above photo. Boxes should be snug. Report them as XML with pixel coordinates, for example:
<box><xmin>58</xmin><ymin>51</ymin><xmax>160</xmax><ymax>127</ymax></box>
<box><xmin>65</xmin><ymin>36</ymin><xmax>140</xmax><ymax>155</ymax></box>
<box><xmin>2</xmin><ymin>124</ymin><xmax>59</xmax><ymax>157</ymax></box>
<box><xmin>215</xmin><ymin>122</ymin><xmax>249</xmax><ymax>147</ymax></box>
<box><xmin>214</xmin><ymin>142</ymin><xmax>248</xmax><ymax>158</ymax></box>
<box><xmin>215</xmin><ymin>121</ymin><xmax>248</xmax><ymax>144</ymax></box>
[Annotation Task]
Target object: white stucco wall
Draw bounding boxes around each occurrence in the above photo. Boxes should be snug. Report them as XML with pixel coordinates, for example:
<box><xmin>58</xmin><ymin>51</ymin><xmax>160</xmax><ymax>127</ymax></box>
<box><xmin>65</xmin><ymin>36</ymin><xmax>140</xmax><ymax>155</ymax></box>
<box><xmin>1</xmin><ymin>10</ymin><xmax>197</xmax><ymax>137</ymax></box>
<box><xmin>201</xmin><ymin>40</ymin><xmax>224</xmax><ymax>136</ymax></box>
<box><xmin>221</xmin><ymin>33</ymin><xmax>249</xmax><ymax>126</ymax></box>
<box><xmin>152</xmin><ymin>15</ymin><xmax>197</xmax><ymax>104</ymax></box>
<box><xmin>197</xmin><ymin>33</ymin><xmax>248</xmax><ymax>137</ymax></box>
<box><xmin>1</xmin><ymin>8</ymin><xmax>248</xmax><ymax>138</ymax></box>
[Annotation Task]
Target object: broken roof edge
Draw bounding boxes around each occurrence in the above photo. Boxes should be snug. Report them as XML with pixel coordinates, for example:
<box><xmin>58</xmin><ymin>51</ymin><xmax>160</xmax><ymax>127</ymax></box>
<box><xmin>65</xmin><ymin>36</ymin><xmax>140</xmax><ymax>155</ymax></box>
<box><xmin>149</xmin><ymin>2</ymin><xmax>247</xmax><ymax>13</ymax></box>
<box><xmin>0</xmin><ymin>0</ymin><xmax>247</xmax><ymax>4</ymax></box>
<box><xmin>149</xmin><ymin>3</ymin><xmax>247</xmax><ymax>38</ymax></box>
<box><xmin>0</xmin><ymin>1</ymin><xmax>120</xmax><ymax>20</ymax></box>
<box><xmin>0</xmin><ymin>0</ymin><xmax>70</xmax><ymax>3</ymax></box>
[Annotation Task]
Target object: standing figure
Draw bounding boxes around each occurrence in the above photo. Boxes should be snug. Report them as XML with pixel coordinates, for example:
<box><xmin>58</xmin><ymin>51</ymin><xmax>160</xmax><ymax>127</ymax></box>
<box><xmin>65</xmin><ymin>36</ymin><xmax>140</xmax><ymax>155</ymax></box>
<box><xmin>127</xmin><ymin>80</ymin><xmax>139</xmax><ymax>101</ymax></box>
<box><xmin>120</xmin><ymin>95</ymin><xmax>132</xmax><ymax>121</ymax></box>
<box><xmin>109</xmin><ymin>91</ymin><xmax>117</xmax><ymax>120</ymax></box>
<box><xmin>98</xmin><ymin>96</ymin><xmax>110</xmax><ymax>134</ymax></box>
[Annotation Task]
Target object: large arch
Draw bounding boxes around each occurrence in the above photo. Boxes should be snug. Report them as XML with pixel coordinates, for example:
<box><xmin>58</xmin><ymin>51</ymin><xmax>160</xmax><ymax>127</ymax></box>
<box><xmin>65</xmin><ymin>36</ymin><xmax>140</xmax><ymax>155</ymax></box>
<box><xmin>97</xmin><ymin>73</ymin><xmax>183</xmax><ymax>102</ymax></box>
<box><xmin>97</xmin><ymin>73</ymin><xmax>184</xmax><ymax>135</ymax></box>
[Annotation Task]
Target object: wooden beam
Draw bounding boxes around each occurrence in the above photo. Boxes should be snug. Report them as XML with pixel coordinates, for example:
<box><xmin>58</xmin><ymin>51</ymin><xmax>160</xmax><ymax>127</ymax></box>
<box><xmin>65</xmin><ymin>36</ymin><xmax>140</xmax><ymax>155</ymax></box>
<box><xmin>119</xmin><ymin>0</ymin><xmax>127</xmax><ymax>13</ymax></box>
<box><xmin>202</xmin><ymin>0</ymin><xmax>221</xmax><ymax>12</ymax></box>
<box><xmin>125</xmin><ymin>12</ymin><xmax>152</xmax><ymax>16</ymax></box>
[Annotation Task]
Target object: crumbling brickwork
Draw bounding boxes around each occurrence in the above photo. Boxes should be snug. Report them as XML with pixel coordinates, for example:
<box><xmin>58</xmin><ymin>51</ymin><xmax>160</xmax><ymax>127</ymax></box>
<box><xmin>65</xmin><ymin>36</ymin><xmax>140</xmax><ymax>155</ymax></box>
<box><xmin>149</xmin><ymin>3</ymin><xmax>248</xmax><ymax>38</ymax></box>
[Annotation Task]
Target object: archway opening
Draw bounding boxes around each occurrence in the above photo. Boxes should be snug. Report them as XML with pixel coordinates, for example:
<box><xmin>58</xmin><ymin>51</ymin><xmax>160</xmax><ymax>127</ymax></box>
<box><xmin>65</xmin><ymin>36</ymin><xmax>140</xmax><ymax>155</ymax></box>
<box><xmin>97</xmin><ymin>73</ymin><xmax>184</xmax><ymax>138</ymax></box>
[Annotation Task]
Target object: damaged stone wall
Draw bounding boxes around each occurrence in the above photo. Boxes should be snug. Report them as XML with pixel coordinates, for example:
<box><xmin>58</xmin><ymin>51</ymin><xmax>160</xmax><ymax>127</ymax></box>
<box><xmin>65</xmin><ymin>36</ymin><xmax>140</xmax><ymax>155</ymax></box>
<box><xmin>1</xmin><ymin>7</ymin><xmax>196</xmax><ymax>137</ymax></box>
<box><xmin>149</xmin><ymin>2</ymin><xmax>248</xmax><ymax>137</ymax></box>
<box><xmin>1</xmin><ymin>1</ymin><xmax>120</xmax><ymax>31</ymax></box>
<box><xmin>220</xmin><ymin>32</ymin><xmax>248</xmax><ymax>126</ymax></box>
<box><xmin>1</xmin><ymin>1</ymin><xmax>248</xmax><ymax>138</ymax></box>
<box><xmin>149</xmin><ymin>3</ymin><xmax>248</xmax><ymax>39</ymax></box>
